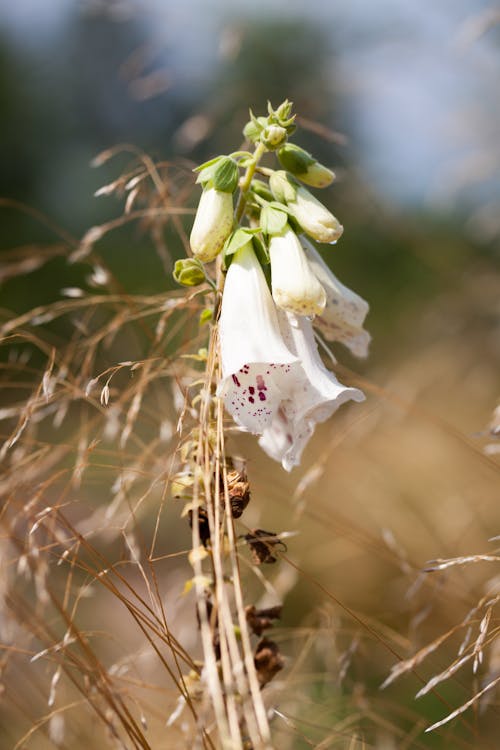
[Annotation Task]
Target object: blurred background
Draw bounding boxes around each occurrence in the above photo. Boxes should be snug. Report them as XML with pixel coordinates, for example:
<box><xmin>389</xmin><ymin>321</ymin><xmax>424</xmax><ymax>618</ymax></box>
<box><xmin>1</xmin><ymin>0</ymin><xmax>500</xmax><ymax>748</ymax></box>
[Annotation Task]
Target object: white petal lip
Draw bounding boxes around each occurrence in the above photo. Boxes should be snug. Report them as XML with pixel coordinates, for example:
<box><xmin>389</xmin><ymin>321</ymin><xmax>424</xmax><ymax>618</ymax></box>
<box><xmin>269</xmin><ymin>226</ymin><xmax>326</xmax><ymax>316</ymax></box>
<box><xmin>289</xmin><ymin>186</ymin><xmax>343</xmax><ymax>244</ymax></box>
<box><xmin>258</xmin><ymin>312</ymin><xmax>365</xmax><ymax>471</ymax></box>
<box><xmin>189</xmin><ymin>188</ymin><xmax>233</xmax><ymax>262</ymax></box>
<box><xmin>302</xmin><ymin>239</ymin><xmax>371</xmax><ymax>358</ymax></box>
<box><xmin>217</xmin><ymin>242</ymin><xmax>301</xmax><ymax>434</ymax></box>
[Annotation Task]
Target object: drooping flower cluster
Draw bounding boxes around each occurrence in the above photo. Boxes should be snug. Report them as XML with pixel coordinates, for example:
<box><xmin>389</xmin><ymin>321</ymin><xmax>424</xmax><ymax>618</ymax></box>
<box><xmin>175</xmin><ymin>101</ymin><xmax>370</xmax><ymax>470</ymax></box>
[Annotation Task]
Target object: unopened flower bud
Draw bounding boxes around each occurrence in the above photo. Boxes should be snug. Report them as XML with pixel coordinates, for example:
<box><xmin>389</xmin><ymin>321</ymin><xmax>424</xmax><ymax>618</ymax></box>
<box><xmin>243</xmin><ymin>115</ymin><xmax>267</xmax><ymax>143</ymax></box>
<box><xmin>212</xmin><ymin>156</ymin><xmax>239</xmax><ymax>193</ymax></box>
<box><xmin>173</xmin><ymin>258</ymin><xmax>206</xmax><ymax>287</ymax></box>
<box><xmin>278</xmin><ymin>144</ymin><xmax>335</xmax><ymax>188</ymax></box>
<box><xmin>262</xmin><ymin>125</ymin><xmax>288</xmax><ymax>149</ymax></box>
<box><xmin>190</xmin><ymin>187</ymin><xmax>234</xmax><ymax>262</ymax></box>
<box><xmin>275</xmin><ymin>99</ymin><xmax>293</xmax><ymax>122</ymax></box>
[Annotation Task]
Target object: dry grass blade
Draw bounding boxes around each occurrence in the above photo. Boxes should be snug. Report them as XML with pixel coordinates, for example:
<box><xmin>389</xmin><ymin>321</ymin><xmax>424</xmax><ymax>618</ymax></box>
<box><xmin>425</xmin><ymin>674</ymin><xmax>500</xmax><ymax>733</ymax></box>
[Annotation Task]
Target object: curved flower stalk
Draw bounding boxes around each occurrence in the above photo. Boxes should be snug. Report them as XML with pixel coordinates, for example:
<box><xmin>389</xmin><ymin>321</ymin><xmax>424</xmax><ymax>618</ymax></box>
<box><xmin>217</xmin><ymin>241</ymin><xmax>304</xmax><ymax>434</ymax></box>
<box><xmin>302</xmin><ymin>239</ymin><xmax>371</xmax><ymax>358</ymax></box>
<box><xmin>270</xmin><ymin>171</ymin><xmax>343</xmax><ymax>244</ymax></box>
<box><xmin>190</xmin><ymin>187</ymin><xmax>233</xmax><ymax>262</ymax></box>
<box><xmin>269</xmin><ymin>225</ymin><xmax>326</xmax><ymax>316</ymax></box>
<box><xmin>259</xmin><ymin>312</ymin><xmax>365</xmax><ymax>470</ymax></box>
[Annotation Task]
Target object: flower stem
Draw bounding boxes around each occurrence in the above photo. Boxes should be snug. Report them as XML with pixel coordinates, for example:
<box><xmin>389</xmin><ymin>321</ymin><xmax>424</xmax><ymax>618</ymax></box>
<box><xmin>235</xmin><ymin>142</ymin><xmax>266</xmax><ymax>223</ymax></box>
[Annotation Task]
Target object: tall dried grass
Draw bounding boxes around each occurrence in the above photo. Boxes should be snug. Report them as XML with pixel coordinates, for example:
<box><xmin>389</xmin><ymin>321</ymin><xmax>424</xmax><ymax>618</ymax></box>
<box><xmin>1</xmin><ymin>143</ymin><xmax>499</xmax><ymax>749</ymax></box>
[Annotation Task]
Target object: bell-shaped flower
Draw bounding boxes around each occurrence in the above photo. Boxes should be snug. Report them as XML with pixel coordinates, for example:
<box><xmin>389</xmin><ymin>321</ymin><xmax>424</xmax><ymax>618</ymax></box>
<box><xmin>302</xmin><ymin>239</ymin><xmax>371</xmax><ymax>358</ymax></box>
<box><xmin>270</xmin><ymin>171</ymin><xmax>343</xmax><ymax>244</ymax></box>
<box><xmin>269</xmin><ymin>224</ymin><xmax>326</xmax><ymax>316</ymax></box>
<box><xmin>217</xmin><ymin>241</ymin><xmax>303</xmax><ymax>434</ymax></box>
<box><xmin>258</xmin><ymin>311</ymin><xmax>365</xmax><ymax>470</ymax></box>
<box><xmin>189</xmin><ymin>187</ymin><xmax>234</xmax><ymax>262</ymax></box>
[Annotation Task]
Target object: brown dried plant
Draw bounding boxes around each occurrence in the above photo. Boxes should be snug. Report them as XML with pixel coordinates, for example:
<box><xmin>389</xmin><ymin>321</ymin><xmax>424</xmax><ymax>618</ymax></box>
<box><xmin>1</xmin><ymin>136</ymin><xmax>500</xmax><ymax>750</ymax></box>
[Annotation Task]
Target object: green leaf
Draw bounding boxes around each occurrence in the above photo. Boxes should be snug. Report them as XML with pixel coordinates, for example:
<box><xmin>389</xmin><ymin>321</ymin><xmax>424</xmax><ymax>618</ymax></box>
<box><xmin>199</xmin><ymin>308</ymin><xmax>213</xmax><ymax>326</ymax></box>
<box><xmin>194</xmin><ymin>156</ymin><xmax>226</xmax><ymax>185</ymax></box>
<box><xmin>213</xmin><ymin>157</ymin><xmax>239</xmax><ymax>192</ymax></box>
<box><xmin>260</xmin><ymin>204</ymin><xmax>288</xmax><ymax>236</ymax></box>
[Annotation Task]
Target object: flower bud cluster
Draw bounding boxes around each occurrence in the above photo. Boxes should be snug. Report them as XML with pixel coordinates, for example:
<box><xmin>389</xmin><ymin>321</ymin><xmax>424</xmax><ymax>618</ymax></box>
<box><xmin>175</xmin><ymin>101</ymin><xmax>370</xmax><ymax>469</ymax></box>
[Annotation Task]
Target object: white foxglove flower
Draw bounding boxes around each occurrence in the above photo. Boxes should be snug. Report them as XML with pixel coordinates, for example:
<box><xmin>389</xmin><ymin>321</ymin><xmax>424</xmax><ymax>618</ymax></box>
<box><xmin>259</xmin><ymin>312</ymin><xmax>365</xmax><ymax>470</ymax></box>
<box><xmin>269</xmin><ymin>225</ymin><xmax>326</xmax><ymax>316</ymax></box>
<box><xmin>217</xmin><ymin>241</ymin><xmax>302</xmax><ymax>434</ymax></box>
<box><xmin>302</xmin><ymin>239</ymin><xmax>371</xmax><ymax>358</ymax></box>
<box><xmin>189</xmin><ymin>187</ymin><xmax>233</xmax><ymax>262</ymax></box>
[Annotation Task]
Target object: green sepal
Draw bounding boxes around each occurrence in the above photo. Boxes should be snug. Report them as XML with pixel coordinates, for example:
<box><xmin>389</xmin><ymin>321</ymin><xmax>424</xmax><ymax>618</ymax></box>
<box><xmin>278</xmin><ymin>143</ymin><xmax>316</xmax><ymax>174</ymax></box>
<box><xmin>243</xmin><ymin>112</ymin><xmax>267</xmax><ymax>143</ymax></box>
<box><xmin>173</xmin><ymin>258</ymin><xmax>206</xmax><ymax>287</ymax></box>
<box><xmin>199</xmin><ymin>308</ymin><xmax>213</xmax><ymax>326</ymax></box>
<box><xmin>250</xmin><ymin>179</ymin><xmax>274</xmax><ymax>201</ymax></box>
<box><xmin>212</xmin><ymin>156</ymin><xmax>239</xmax><ymax>193</ymax></box>
<box><xmin>223</xmin><ymin>227</ymin><xmax>259</xmax><ymax>259</ymax></box>
<box><xmin>260</xmin><ymin>204</ymin><xmax>288</xmax><ymax>236</ymax></box>
<box><xmin>194</xmin><ymin>155</ymin><xmax>224</xmax><ymax>185</ymax></box>
<box><xmin>268</xmin><ymin>200</ymin><xmax>292</xmax><ymax>215</ymax></box>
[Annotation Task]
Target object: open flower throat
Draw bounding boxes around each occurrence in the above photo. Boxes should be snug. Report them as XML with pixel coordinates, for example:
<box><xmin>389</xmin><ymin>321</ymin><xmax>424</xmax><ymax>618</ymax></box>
<box><xmin>175</xmin><ymin>101</ymin><xmax>370</xmax><ymax>470</ymax></box>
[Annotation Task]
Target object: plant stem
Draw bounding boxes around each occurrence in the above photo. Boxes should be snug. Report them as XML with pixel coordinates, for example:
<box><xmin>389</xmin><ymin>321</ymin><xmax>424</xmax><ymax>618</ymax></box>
<box><xmin>234</xmin><ymin>142</ymin><xmax>266</xmax><ymax>223</ymax></box>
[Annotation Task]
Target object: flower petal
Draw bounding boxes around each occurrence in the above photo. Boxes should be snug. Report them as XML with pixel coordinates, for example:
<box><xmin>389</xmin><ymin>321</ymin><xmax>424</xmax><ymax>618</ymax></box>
<box><xmin>270</xmin><ymin>226</ymin><xmax>326</xmax><ymax>316</ymax></box>
<box><xmin>302</xmin><ymin>239</ymin><xmax>371</xmax><ymax>358</ymax></box>
<box><xmin>259</xmin><ymin>312</ymin><xmax>365</xmax><ymax>470</ymax></box>
<box><xmin>217</xmin><ymin>242</ymin><xmax>300</xmax><ymax>434</ymax></box>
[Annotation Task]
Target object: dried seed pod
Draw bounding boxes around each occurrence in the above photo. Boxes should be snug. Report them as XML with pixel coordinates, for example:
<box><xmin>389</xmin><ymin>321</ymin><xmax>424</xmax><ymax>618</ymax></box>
<box><xmin>243</xmin><ymin>529</ymin><xmax>287</xmax><ymax>564</ymax></box>
<box><xmin>246</xmin><ymin>604</ymin><xmax>283</xmax><ymax>636</ymax></box>
<box><xmin>188</xmin><ymin>507</ymin><xmax>211</xmax><ymax>547</ymax></box>
<box><xmin>225</xmin><ymin>468</ymin><xmax>251</xmax><ymax>518</ymax></box>
<box><xmin>254</xmin><ymin>638</ymin><xmax>284</xmax><ymax>687</ymax></box>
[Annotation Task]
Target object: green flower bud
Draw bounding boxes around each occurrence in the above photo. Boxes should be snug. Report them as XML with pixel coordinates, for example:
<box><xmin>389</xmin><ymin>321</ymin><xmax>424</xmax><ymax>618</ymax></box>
<box><xmin>277</xmin><ymin>143</ymin><xmax>315</xmax><ymax>173</ymax></box>
<box><xmin>212</xmin><ymin>156</ymin><xmax>239</xmax><ymax>193</ymax></box>
<box><xmin>190</xmin><ymin>187</ymin><xmax>234</xmax><ymax>262</ymax></box>
<box><xmin>296</xmin><ymin>161</ymin><xmax>335</xmax><ymax>189</ymax></box>
<box><xmin>243</xmin><ymin>114</ymin><xmax>267</xmax><ymax>143</ymax></box>
<box><xmin>277</xmin><ymin>144</ymin><xmax>335</xmax><ymax>188</ymax></box>
<box><xmin>173</xmin><ymin>258</ymin><xmax>207</xmax><ymax>287</ymax></box>
<box><xmin>262</xmin><ymin>125</ymin><xmax>288</xmax><ymax>149</ymax></box>
<box><xmin>275</xmin><ymin>99</ymin><xmax>293</xmax><ymax>122</ymax></box>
